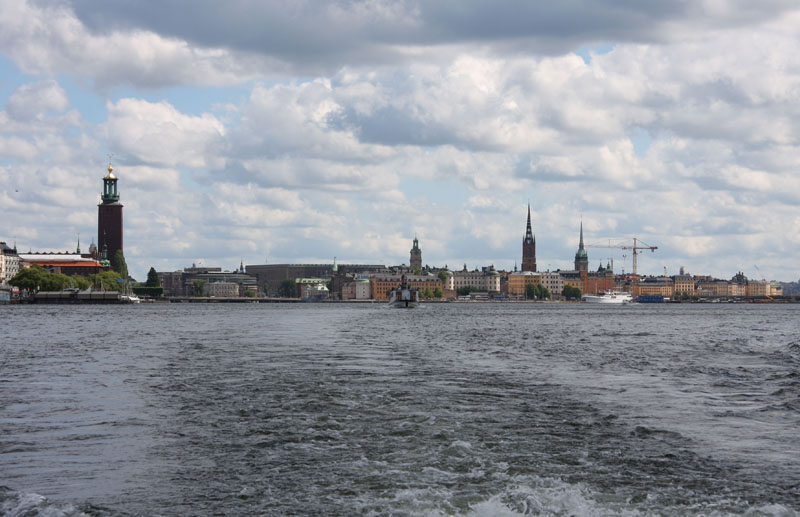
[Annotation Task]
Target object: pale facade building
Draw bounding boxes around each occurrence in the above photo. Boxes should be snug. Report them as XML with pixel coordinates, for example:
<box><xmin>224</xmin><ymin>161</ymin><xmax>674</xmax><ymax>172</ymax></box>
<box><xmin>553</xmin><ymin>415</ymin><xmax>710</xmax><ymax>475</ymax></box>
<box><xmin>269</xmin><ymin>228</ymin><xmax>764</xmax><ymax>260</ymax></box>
<box><xmin>452</xmin><ymin>265</ymin><xmax>501</xmax><ymax>293</ymax></box>
<box><xmin>205</xmin><ymin>282</ymin><xmax>239</xmax><ymax>297</ymax></box>
<box><xmin>540</xmin><ymin>272</ymin><xmax>564</xmax><ymax>299</ymax></box>
<box><xmin>355</xmin><ymin>279</ymin><xmax>371</xmax><ymax>300</ymax></box>
<box><xmin>0</xmin><ymin>242</ymin><xmax>20</xmax><ymax>284</ymax></box>
<box><xmin>746</xmin><ymin>281</ymin><xmax>769</xmax><ymax>297</ymax></box>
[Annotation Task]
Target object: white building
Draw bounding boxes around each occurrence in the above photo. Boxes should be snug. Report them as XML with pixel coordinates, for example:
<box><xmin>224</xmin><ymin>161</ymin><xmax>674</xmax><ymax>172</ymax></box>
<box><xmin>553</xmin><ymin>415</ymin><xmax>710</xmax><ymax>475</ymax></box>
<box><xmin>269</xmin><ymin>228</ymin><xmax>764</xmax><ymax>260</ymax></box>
<box><xmin>452</xmin><ymin>265</ymin><xmax>501</xmax><ymax>293</ymax></box>
<box><xmin>540</xmin><ymin>272</ymin><xmax>564</xmax><ymax>299</ymax></box>
<box><xmin>205</xmin><ymin>282</ymin><xmax>239</xmax><ymax>297</ymax></box>
<box><xmin>0</xmin><ymin>242</ymin><xmax>20</xmax><ymax>285</ymax></box>
<box><xmin>355</xmin><ymin>279</ymin><xmax>371</xmax><ymax>300</ymax></box>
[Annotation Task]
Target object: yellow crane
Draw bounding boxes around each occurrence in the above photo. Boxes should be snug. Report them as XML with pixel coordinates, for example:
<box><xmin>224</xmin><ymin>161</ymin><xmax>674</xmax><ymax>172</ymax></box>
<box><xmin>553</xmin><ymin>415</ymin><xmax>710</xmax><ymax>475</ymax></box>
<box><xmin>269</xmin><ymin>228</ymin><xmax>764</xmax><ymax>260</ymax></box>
<box><xmin>586</xmin><ymin>238</ymin><xmax>658</xmax><ymax>296</ymax></box>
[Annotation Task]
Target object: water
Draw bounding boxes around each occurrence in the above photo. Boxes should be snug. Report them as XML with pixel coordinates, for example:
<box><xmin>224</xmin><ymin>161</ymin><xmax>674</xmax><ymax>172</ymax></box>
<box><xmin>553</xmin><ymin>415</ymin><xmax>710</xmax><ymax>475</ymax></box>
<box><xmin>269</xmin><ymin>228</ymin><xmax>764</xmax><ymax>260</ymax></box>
<box><xmin>1</xmin><ymin>303</ymin><xmax>798</xmax><ymax>516</ymax></box>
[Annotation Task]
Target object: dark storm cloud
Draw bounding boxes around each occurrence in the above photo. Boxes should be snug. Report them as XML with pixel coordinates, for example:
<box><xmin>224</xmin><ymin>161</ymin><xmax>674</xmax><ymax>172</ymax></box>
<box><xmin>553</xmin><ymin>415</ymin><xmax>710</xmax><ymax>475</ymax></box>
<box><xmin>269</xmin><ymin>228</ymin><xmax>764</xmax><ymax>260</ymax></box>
<box><xmin>69</xmin><ymin>0</ymin><xmax>795</xmax><ymax>72</ymax></box>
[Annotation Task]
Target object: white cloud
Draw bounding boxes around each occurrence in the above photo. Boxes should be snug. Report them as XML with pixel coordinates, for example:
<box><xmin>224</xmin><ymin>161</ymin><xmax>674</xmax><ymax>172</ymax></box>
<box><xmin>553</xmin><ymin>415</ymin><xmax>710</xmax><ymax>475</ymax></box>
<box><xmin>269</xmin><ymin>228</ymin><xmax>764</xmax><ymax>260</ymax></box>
<box><xmin>106</xmin><ymin>98</ymin><xmax>226</xmax><ymax>168</ymax></box>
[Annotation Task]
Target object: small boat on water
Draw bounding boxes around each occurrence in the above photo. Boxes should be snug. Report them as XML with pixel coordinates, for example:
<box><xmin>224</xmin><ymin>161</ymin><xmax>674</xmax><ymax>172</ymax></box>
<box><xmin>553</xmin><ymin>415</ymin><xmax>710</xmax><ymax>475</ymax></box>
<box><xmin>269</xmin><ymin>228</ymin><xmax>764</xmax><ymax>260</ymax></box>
<box><xmin>119</xmin><ymin>293</ymin><xmax>141</xmax><ymax>304</ymax></box>
<box><xmin>582</xmin><ymin>290</ymin><xmax>633</xmax><ymax>304</ymax></box>
<box><xmin>388</xmin><ymin>274</ymin><xmax>419</xmax><ymax>308</ymax></box>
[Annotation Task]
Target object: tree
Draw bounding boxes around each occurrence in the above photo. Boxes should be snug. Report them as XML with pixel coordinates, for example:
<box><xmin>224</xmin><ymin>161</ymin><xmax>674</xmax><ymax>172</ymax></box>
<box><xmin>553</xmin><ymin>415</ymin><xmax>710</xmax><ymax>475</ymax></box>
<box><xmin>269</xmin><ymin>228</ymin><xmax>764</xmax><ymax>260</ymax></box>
<box><xmin>411</xmin><ymin>266</ymin><xmax>422</xmax><ymax>275</ymax></box>
<box><xmin>9</xmin><ymin>265</ymin><xmax>49</xmax><ymax>292</ymax></box>
<box><xmin>562</xmin><ymin>285</ymin><xmax>582</xmax><ymax>300</ymax></box>
<box><xmin>146</xmin><ymin>267</ymin><xmax>160</xmax><ymax>287</ymax></box>
<box><xmin>535</xmin><ymin>284</ymin><xmax>550</xmax><ymax>300</ymax></box>
<box><xmin>112</xmin><ymin>250</ymin><xmax>128</xmax><ymax>279</ymax></box>
<box><xmin>278</xmin><ymin>279</ymin><xmax>298</xmax><ymax>298</ymax></box>
<box><xmin>423</xmin><ymin>287</ymin><xmax>433</xmax><ymax>299</ymax></box>
<box><xmin>438</xmin><ymin>270</ymin><xmax>449</xmax><ymax>284</ymax></box>
<box><xmin>457</xmin><ymin>286</ymin><xmax>476</xmax><ymax>296</ymax></box>
<box><xmin>71</xmin><ymin>276</ymin><xmax>90</xmax><ymax>290</ymax></box>
<box><xmin>525</xmin><ymin>283</ymin><xmax>537</xmax><ymax>300</ymax></box>
<box><xmin>10</xmin><ymin>267</ymin><xmax>92</xmax><ymax>292</ymax></box>
<box><xmin>433</xmin><ymin>287</ymin><xmax>443</xmax><ymax>299</ymax></box>
<box><xmin>88</xmin><ymin>271</ymin><xmax>122</xmax><ymax>290</ymax></box>
<box><xmin>192</xmin><ymin>279</ymin><xmax>207</xmax><ymax>296</ymax></box>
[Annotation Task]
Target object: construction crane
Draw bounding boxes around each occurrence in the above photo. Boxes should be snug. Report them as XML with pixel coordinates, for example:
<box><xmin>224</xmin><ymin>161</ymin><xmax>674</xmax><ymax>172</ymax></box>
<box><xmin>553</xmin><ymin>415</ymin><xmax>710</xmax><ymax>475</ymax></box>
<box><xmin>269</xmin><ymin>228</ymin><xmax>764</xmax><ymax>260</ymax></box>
<box><xmin>586</xmin><ymin>238</ymin><xmax>658</xmax><ymax>296</ymax></box>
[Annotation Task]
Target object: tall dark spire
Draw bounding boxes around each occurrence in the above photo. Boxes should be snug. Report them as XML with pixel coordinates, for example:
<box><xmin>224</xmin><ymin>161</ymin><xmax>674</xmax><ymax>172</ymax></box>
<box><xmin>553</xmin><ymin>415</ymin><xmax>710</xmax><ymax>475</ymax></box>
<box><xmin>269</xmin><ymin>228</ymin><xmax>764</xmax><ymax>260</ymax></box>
<box><xmin>521</xmin><ymin>202</ymin><xmax>537</xmax><ymax>272</ymax></box>
<box><xmin>524</xmin><ymin>203</ymin><xmax>534</xmax><ymax>244</ymax></box>
<box><xmin>574</xmin><ymin>218</ymin><xmax>589</xmax><ymax>272</ymax></box>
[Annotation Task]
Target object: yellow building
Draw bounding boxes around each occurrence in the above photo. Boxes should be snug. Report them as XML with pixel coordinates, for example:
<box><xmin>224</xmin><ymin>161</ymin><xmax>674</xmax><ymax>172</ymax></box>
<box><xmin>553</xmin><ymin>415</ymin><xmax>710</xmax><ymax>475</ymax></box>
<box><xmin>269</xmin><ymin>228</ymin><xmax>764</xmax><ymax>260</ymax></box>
<box><xmin>507</xmin><ymin>271</ymin><xmax>541</xmax><ymax>297</ymax></box>
<box><xmin>635</xmin><ymin>280</ymin><xmax>673</xmax><ymax>297</ymax></box>
<box><xmin>672</xmin><ymin>275</ymin><xmax>695</xmax><ymax>295</ymax></box>
<box><xmin>370</xmin><ymin>275</ymin><xmax>442</xmax><ymax>300</ymax></box>
<box><xmin>746</xmin><ymin>281</ymin><xmax>769</xmax><ymax>297</ymax></box>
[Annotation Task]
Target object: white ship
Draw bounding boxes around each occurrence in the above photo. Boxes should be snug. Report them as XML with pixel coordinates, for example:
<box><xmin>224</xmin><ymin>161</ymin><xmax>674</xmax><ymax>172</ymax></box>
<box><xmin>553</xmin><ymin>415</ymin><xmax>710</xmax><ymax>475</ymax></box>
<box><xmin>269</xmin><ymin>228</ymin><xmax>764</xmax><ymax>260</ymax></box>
<box><xmin>388</xmin><ymin>274</ymin><xmax>420</xmax><ymax>308</ymax></box>
<box><xmin>582</xmin><ymin>291</ymin><xmax>633</xmax><ymax>304</ymax></box>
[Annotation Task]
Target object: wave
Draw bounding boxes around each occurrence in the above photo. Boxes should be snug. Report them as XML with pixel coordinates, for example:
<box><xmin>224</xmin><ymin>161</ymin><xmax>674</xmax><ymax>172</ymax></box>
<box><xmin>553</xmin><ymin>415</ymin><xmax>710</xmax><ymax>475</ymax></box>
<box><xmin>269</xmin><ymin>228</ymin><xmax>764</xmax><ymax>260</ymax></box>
<box><xmin>0</xmin><ymin>486</ymin><xmax>88</xmax><ymax>517</ymax></box>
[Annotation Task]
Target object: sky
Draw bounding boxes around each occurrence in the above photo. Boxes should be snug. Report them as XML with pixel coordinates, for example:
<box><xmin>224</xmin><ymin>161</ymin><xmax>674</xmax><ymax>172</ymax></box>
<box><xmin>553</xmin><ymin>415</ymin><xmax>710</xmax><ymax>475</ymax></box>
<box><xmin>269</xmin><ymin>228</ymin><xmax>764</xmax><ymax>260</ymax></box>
<box><xmin>1</xmin><ymin>0</ymin><xmax>799</xmax><ymax>282</ymax></box>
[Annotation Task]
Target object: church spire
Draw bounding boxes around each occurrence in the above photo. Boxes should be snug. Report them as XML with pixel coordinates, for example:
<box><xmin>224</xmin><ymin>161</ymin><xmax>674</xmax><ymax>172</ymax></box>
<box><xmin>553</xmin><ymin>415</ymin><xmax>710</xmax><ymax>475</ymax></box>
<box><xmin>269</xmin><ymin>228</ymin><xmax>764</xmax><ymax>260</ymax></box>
<box><xmin>521</xmin><ymin>202</ymin><xmax>537</xmax><ymax>272</ymax></box>
<box><xmin>574</xmin><ymin>218</ymin><xmax>589</xmax><ymax>272</ymax></box>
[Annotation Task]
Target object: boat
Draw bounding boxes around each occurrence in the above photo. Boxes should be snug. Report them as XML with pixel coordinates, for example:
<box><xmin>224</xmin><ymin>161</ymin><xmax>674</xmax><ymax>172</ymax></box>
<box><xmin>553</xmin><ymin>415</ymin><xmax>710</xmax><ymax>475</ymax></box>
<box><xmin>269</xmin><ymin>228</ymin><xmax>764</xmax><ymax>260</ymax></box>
<box><xmin>388</xmin><ymin>274</ymin><xmax>420</xmax><ymax>308</ymax></box>
<box><xmin>119</xmin><ymin>293</ymin><xmax>141</xmax><ymax>304</ymax></box>
<box><xmin>582</xmin><ymin>290</ymin><xmax>633</xmax><ymax>304</ymax></box>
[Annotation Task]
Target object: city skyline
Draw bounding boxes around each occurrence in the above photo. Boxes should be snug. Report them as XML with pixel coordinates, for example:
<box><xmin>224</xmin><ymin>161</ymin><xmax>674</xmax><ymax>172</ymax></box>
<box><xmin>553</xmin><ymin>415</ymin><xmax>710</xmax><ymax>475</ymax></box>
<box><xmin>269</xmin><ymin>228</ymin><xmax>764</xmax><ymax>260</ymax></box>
<box><xmin>1</xmin><ymin>1</ymin><xmax>799</xmax><ymax>282</ymax></box>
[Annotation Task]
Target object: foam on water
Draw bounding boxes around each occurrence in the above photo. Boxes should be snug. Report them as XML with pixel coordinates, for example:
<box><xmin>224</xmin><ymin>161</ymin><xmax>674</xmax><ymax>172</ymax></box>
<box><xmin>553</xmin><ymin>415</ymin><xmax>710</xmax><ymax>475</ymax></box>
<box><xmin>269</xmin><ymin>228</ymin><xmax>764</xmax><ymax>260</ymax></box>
<box><xmin>0</xmin><ymin>487</ymin><xmax>88</xmax><ymax>517</ymax></box>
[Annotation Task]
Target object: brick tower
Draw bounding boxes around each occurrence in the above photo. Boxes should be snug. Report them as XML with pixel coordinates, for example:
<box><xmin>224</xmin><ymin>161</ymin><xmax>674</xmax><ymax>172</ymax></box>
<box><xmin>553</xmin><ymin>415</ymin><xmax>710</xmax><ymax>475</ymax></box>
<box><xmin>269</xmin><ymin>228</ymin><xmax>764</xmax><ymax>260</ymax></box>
<box><xmin>97</xmin><ymin>163</ymin><xmax>123</xmax><ymax>263</ymax></box>
<box><xmin>410</xmin><ymin>236</ymin><xmax>422</xmax><ymax>270</ymax></box>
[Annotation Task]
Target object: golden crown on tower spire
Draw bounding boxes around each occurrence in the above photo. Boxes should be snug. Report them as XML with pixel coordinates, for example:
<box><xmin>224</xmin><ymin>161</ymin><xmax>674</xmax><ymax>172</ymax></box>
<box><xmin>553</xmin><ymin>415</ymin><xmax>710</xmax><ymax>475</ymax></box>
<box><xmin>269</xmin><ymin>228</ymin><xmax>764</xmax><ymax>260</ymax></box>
<box><xmin>105</xmin><ymin>162</ymin><xmax>117</xmax><ymax>180</ymax></box>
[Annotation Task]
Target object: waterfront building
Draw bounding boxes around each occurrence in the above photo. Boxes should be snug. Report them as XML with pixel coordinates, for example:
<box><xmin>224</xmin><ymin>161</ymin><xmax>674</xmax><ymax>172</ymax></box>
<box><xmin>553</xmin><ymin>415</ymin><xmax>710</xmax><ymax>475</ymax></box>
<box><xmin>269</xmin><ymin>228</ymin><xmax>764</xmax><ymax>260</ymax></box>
<box><xmin>585</xmin><ymin>262</ymin><xmax>615</xmax><ymax>295</ymax></box>
<box><xmin>540</xmin><ymin>271</ymin><xmax>564</xmax><ymax>300</ymax></box>
<box><xmin>672</xmin><ymin>274</ymin><xmax>695</xmax><ymax>295</ymax></box>
<box><xmin>296</xmin><ymin>278</ymin><xmax>329</xmax><ymax>300</ymax></box>
<box><xmin>635</xmin><ymin>277</ymin><xmax>673</xmax><ymax>297</ymax></box>
<box><xmin>341</xmin><ymin>278</ymin><xmax>372</xmax><ymax>300</ymax></box>
<box><xmin>158</xmin><ymin>265</ymin><xmax>258</xmax><ymax>296</ymax></box>
<box><xmin>507</xmin><ymin>271</ymin><xmax>541</xmax><ymax>298</ymax></box>
<box><xmin>0</xmin><ymin>241</ymin><xmax>20</xmax><ymax>284</ymax></box>
<box><xmin>521</xmin><ymin>204</ymin><xmax>537</xmax><ymax>272</ymax></box>
<box><xmin>205</xmin><ymin>282</ymin><xmax>239</xmax><ymax>298</ymax></box>
<box><xmin>410</xmin><ymin>237</ymin><xmax>422</xmax><ymax>270</ymax></box>
<box><xmin>370</xmin><ymin>275</ymin><xmax>442</xmax><ymax>300</ymax></box>
<box><xmin>97</xmin><ymin>163</ymin><xmax>123</xmax><ymax>264</ymax></box>
<box><xmin>18</xmin><ymin>253</ymin><xmax>104</xmax><ymax>276</ymax></box>
<box><xmin>746</xmin><ymin>280</ymin><xmax>769</xmax><ymax>297</ymax></box>
<box><xmin>247</xmin><ymin>263</ymin><xmax>384</xmax><ymax>295</ymax></box>
<box><xmin>452</xmin><ymin>264</ymin><xmax>501</xmax><ymax>293</ymax></box>
<box><xmin>559</xmin><ymin>270</ymin><xmax>583</xmax><ymax>292</ymax></box>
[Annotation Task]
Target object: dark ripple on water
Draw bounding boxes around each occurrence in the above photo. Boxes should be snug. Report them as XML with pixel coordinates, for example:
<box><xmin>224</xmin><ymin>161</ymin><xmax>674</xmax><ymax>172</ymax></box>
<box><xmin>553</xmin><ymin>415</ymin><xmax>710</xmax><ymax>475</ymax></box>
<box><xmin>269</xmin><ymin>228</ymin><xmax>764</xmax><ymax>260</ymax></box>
<box><xmin>1</xmin><ymin>303</ymin><xmax>799</xmax><ymax>515</ymax></box>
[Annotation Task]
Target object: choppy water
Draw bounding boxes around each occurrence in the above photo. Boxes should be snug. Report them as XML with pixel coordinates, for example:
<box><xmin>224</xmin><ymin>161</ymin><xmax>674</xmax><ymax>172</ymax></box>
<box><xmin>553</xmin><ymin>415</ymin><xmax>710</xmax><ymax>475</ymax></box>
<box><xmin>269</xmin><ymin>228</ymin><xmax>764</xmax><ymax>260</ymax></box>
<box><xmin>1</xmin><ymin>303</ymin><xmax>798</xmax><ymax>516</ymax></box>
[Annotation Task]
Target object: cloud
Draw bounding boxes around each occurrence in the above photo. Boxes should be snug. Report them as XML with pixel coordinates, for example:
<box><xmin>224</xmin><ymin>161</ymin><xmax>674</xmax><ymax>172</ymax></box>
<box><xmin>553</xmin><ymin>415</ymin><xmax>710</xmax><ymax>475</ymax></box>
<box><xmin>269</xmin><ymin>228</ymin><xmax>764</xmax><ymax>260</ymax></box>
<box><xmin>0</xmin><ymin>0</ymin><xmax>267</xmax><ymax>89</ymax></box>
<box><xmin>106</xmin><ymin>98</ymin><xmax>226</xmax><ymax>168</ymax></box>
<box><xmin>6</xmin><ymin>80</ymin><xmax>69</xmax><ymax>121</ymax></box>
